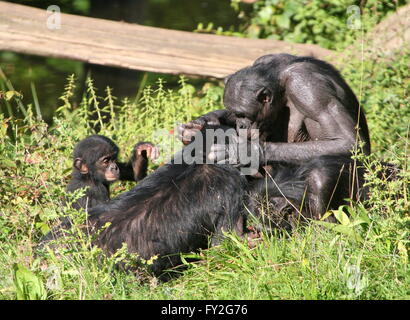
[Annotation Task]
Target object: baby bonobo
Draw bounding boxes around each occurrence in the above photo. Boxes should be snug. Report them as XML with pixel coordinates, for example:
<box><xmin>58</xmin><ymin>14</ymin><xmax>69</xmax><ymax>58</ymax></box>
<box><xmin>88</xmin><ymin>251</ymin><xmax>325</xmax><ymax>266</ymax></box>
<box><xmin>67</xmin><ymin>135</ymin><xmax>159</xmax><ymax>210</ymax></box>
<box><xmin>40</xmin><ymin>135</ymin><xmax>158</xmax><ymax>243</ymax></box>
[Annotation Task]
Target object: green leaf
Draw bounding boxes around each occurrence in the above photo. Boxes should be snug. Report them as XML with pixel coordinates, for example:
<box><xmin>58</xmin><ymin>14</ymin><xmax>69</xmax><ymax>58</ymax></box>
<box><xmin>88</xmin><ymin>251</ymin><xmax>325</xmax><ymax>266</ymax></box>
<box><xmin>276</xmin><ymin>14</ymin><xmax>290</xmax><ymax>29</ymax></box>
<box><xmin>0</xmin><ymin>157</ymin><xmax>17</xmax><ymax>168</ymax></box>
<box><xmin>5</xmin><ymin>91</ymin><xmax>21</xmax><ymax>101</ymax></box>
<box><xmin>13</xmin><ymin>264</ymin><xmax>47</xmax><ymax>300</ymax></box>
<box><xmin>258</xmin><ymin>6</ymin><xmax>274</xmax><ymax>24</ymax></box>
<box><xmin>355</xmin><ymin>206</ymin><xmax>371</xmax><ymax>225</ymax></box>
<box><xmin>283</xmin><ymin>2</ymin><xmax>300</xmax><ymax>15</ymax></box>
<box><xmin>72</xmin><ymin>0</ymin><xmax>90</xmax><ymax>14</ymax></box>
<box><xmin>35</xmin><ymin>222</ymin><xmax>51</xmax><ymax>235</ymax></box>
<box><xmin>397</xmin><ymin>241</ymin><xmax>408</xmax><ymax>264</ymax></box>
<box><xmin>314</xmin><ymin>221</ymin><xmax>363</xmax><ymax>242</ymax></box>
<box><xmin>332</xmin><ymin>208</ymin><xmax>351</xmax><ymax>225</ymax></box>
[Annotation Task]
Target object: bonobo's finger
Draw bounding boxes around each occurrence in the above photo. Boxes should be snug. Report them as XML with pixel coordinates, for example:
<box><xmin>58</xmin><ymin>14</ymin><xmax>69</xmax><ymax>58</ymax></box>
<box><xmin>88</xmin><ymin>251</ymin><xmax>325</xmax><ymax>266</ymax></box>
<box><xmin>146</xmin><ymin>146</ymin><xmax>152</xmax><ymax>159</ymax></box>
<box><xmin>135</xmin><ymin>142</ymin><xmax>157</xmax><ymax>159</ymax></box>
<box><xmin>136</xmin><ymin>144</ymin><xmax>145</xmax><ymax>155</ymax></box>
<box><xmin>208</xmin><ymin>152</ymin><xmax>225</xmax><ymax>162</ymax></box>
<box><xmin>178</xmin><ymin>120</ymin><xmax>204</xmax><ymax>132</ymax></box>
<box><xmin>216</xmin><ymin>159</ymin><xmax>230</xmax><ymax>164</ymax></box>
<box><xmin>178</xmin><ymin>119</ymin><xmax>206</xmax><ymax>144</ymax></box>
<box><xmin>207</xmin><ymin>144</ymin><xmax>228</xmax><ymax>162</ymax></box>
<box><xmin>216</xmin><ymin>157</ymin><xmax>240</xmax><ymax>165</ymax></box>
<box><xmin>177</xmin><ymin>124</ymin><xmax>186</xmax><ymax>144</ymax></box>
<box><xmin>188</xmin><ymin>121</ymin><xmax>205</xmax><ymax>130</ymax></box>
<box><xmin>209</xmin><ymin>144</ymin><xmax>227</xmax><ymax>153</ymax></box>
<box><xmin>150</xmin><ymin>146</ymin><xmax>160</xmax><ymax>160</ymax></box>
<box><xmin>206</xmin><ymin>119</ymin><xmax>221</xmax><ymax>126</ymax></box>
<box><xmin>208</xmin><ymin>144</ymin><xmax>226</xmax><ymax>160</ymax></box>
<box><xmin>180</xmin><ymin>128</ymin><xmax>202</xmax><ymax>145</ymax></box>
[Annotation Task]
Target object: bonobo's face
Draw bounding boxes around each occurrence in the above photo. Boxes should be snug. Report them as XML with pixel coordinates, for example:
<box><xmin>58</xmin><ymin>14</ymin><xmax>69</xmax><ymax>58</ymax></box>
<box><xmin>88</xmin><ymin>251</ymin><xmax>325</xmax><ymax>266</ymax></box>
<box><xmin>73</xmin><ymin>135</ymin><xmax>120</xmax><ymax>183</ymax></box>
<box><xmin>223</xmin><ymin>67</ymin><xmax>275</xmax><ymax>137</ymax></box>
<box><xmin>95</xmin><ymin>152</ymin><xmax>120</xmax><ymax>182</ymax></box>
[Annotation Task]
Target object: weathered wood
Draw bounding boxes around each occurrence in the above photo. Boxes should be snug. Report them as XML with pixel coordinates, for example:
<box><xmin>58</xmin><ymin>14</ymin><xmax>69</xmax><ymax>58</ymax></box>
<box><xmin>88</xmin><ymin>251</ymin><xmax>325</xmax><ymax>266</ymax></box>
<box><xmin>0</xmin><ymin>1</ymin><xmax>336</xmax><ymax>78</ymax></box>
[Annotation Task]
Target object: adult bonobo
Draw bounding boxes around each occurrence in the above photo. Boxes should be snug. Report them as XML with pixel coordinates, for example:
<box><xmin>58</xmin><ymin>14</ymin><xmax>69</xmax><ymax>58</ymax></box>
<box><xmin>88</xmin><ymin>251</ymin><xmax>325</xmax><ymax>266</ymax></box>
<box><xmin>178</xmin><ymin>54</ymin><xmax>371</xmax><ymax>220</ymax></box>
<box><xmin>179</xmin><ymin>53</ymin><xmax>371</xmax><ymax>165</ymax></box>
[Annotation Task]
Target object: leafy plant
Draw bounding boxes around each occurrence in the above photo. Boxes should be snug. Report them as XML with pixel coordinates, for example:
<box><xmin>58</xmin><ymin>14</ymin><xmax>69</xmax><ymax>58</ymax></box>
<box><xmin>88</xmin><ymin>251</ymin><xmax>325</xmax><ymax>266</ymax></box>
<box><xmin>197</xmin><ymin>0</ymin><xmax>407</xmax><ymax>50</ymax></box>
<box><xmin>0</xmin><ymin>27</ymin><xmax>408</xmax><ymax>299</ymax></box>
<box><xmin>13</xmin><ymin>264</ymin><xmax>47</xmax><ymax>300</ymax></box>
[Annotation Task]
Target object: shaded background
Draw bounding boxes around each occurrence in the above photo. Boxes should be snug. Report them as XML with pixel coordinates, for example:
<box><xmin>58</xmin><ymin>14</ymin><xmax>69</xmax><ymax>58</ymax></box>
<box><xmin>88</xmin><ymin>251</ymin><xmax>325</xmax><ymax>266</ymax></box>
<box><xmin>0</xmin><ymin>0</ymin><xmax>249</xmax><ymax>123</ymax></box>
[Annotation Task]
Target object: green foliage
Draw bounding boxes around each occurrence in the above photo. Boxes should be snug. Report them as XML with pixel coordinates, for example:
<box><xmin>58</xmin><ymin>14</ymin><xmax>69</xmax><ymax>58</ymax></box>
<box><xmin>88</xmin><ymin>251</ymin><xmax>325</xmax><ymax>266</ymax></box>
<box><xmin>198</xmin><ymin>0</ymin><xmax>407</xmax><ymax>50</ymax></box>
<box><xmin>13</xmin><ymin>263</ymin><xmax>47</xmax><ymax>300</ymax></box>
<box><xmin>342</xmin><ymin>53</ymin><xmax>410</xmax><ymax>156</ymax></box>
<box><xmin>0</xmin><ymin>51</ymin><xmax>408</xmax><ymax>298</ymax></box>
<box><xmin>0</xmin><ymin>9</ymin><xmax>409</xmax><ymax>298</ymax></box>
<box><xmin>0</xmin><ymin>75</ymin><xmax>227</xmax><ymax>299</ymax></box>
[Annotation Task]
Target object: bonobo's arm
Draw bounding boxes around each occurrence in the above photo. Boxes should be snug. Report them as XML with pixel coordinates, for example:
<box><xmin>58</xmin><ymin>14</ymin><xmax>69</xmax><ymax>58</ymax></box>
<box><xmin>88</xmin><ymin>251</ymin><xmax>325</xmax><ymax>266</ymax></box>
<box><xmin>178</xmin><ymin>109</ymin><xmax>237</xmax><ymax>144</ymax></box>
<box><xmin>263</xmin><ymin>67</ymin><xmax>360</xmax><ymax>164</ymax></box>
<box><xmin>118</xmin><ymin>142</ymin><xmax>159</xmax><ymax>181</ymax></box>
<box><xmin>196</xmin><ymin>109</ymin><xmax>237</xmax><ymax>126</ymax></box>
<box><xmin>117</xmin><ymin>162</ymin><xmax>139</xmax><ymax>182</ymax></box>
<box><xmin>208</xmin><ymin>67</ymin><xmax>362</xmax><ymax>166</ymax></box>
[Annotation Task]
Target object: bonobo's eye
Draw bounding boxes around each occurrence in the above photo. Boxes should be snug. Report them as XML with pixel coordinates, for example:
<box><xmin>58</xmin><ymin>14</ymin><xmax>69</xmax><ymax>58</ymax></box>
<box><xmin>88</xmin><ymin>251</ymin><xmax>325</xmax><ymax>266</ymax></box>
<box><xmin>257</xmin><ymin>88</ymin><xmax>272</xmax><ymax>104</ymax></box>
<box><xmin>101</xmin><ymin>157</ymin><xmax>111</xmax><ymax>166</ymax></box>
<box><xmin>100</xmin><ymin>153</ymin><xmax>117</xmax><ymax>166</ymax></box>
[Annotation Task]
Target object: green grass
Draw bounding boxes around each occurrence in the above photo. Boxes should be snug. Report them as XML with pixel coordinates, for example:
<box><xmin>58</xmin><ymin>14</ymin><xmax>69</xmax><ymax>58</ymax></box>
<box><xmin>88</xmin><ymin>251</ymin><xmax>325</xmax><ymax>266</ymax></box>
<box><xmin>0</xmin><ymin>50</ymin><xmax>409</xmax><ymax>300</ymax></box>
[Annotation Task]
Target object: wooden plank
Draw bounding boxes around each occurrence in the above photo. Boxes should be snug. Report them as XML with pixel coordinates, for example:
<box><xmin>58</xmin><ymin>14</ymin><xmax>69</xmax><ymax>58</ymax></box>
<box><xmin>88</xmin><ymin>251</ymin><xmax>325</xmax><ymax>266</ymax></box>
<box><xmin>0</xmin><ymin>1</ymin><xmax>336</xmax><ymax>78</ymax></box>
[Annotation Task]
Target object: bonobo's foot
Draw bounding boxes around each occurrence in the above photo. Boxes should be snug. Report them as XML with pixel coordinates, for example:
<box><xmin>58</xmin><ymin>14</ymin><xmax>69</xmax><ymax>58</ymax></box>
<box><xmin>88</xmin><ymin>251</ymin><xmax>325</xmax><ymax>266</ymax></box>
<box><xmin>246</xmin><ymin>225</ymin><xmax>262</xmax><ymax>249</ymax></box>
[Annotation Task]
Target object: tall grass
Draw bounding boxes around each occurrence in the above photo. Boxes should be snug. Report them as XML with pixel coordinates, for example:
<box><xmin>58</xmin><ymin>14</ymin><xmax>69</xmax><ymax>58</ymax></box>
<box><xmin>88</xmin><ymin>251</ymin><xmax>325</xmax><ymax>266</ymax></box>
<box><xmin>0</xmin><ymin>51</ymin><xmax>408</xmax><ymax>300</ymax></box>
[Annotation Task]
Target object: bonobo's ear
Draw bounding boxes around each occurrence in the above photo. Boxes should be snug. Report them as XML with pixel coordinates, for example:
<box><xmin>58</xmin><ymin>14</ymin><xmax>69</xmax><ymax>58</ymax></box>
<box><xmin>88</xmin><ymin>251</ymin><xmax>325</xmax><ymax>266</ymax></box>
<box><xmin>257</xmin><ymin>88</ymin><xmax>272</xmax><ymax>104</ymax></box>
<box><xmin>74</xmin><ymin>158</ymin><xmax>88</xmax><ymax>174</ymax></box>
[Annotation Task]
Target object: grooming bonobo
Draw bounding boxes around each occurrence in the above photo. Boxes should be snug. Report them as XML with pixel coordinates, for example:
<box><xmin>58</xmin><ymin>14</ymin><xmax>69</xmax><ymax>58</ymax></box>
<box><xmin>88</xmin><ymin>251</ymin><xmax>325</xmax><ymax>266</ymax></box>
<box><xmin>179</xmin><ymin>54</ymin><xmax>371</xmax><ymax>219</ymax></box>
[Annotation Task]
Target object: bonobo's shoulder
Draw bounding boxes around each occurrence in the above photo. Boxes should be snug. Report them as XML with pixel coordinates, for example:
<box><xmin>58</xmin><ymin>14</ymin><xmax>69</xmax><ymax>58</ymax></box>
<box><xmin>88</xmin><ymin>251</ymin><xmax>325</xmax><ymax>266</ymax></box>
<box><xmin>66</xmin><ymin>178</ymin><xmax>86</xmax><ymax>192</ymax></box>
<box><xmin>281</xmin><ymin>56</ymin><xmax>342</xmax><ymax>77</ymax></box>
<box><xmin>253</xmin><ymin>53</ymin><xmax>297</xmax><ymax>66</ymax></box>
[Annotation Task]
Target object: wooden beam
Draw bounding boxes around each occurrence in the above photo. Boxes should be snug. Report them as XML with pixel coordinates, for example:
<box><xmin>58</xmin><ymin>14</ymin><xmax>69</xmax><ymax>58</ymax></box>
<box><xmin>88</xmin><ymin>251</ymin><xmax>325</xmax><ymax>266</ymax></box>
<box><xmin>0</xmin><ymin>1</ymin><xmax>336</xmax><ymax>78</ymax></box>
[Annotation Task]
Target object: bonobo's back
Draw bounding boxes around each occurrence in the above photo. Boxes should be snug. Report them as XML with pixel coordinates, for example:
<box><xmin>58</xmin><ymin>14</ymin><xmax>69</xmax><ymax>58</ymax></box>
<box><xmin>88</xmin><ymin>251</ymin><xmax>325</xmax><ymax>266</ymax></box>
<box><xmin>86</xmin><ymin>126</ymin><xmax>249</xmax><ymax>278</ymax></box>
<box><xmin>255</xmin><ymin>54</ymin><xmax>371</xmax><ymax>153</ymax></box>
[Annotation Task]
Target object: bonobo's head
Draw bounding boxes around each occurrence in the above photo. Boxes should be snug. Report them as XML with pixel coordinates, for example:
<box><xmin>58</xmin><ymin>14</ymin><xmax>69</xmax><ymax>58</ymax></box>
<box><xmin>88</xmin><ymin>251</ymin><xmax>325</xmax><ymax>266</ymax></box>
<box><xmin>73</xmin><ymin>135</ymin><xmax>120</xmax><ymax>183</ymax></box>
<box><xmin>223</xmin><ymin>53</ymin><xmax>294</xmax><ymax>136</ymax></box>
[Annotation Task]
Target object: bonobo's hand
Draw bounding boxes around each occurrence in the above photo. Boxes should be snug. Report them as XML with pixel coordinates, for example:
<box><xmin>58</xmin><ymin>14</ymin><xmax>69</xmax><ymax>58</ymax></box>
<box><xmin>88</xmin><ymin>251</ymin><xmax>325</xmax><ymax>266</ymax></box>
<box><xmin>207</xmin><ymin>133</ymin><xmax>265</xmax><ymax>167</ymax></box>
<box><xmin>178</xmin><ymin>114</ymin><xmax>221</xmax><ymax>145</ymax></box>
<box><xmin>134</xmin><ymin>142</ymin><xmax>160</xmax><ymax>160</ymax></box>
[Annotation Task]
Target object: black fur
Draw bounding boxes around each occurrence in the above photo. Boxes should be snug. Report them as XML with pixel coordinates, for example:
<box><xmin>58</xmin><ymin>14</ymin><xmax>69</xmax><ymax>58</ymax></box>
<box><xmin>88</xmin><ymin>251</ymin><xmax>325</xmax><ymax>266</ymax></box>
<box><xmin>68</xmin><ymin>135</ymin><xmax>120</xmax><ymax>210</ymax></box>
<box><xmin>40</xmin><ymin>135</ymin><xmax>153</xmax><ymax>243</ymax></box>
<box><xmin>179</xmin><ymin>53</ymin><xmax>372</xmax><ymax>219</ymax></box>
<box><xmin>85</xmin><ymin>126</ymin><xmax>307</xmax><ymax>279</ymax></box>
<box><xmin>249</xmin><ymin>155</ymin><xmax>367</xmax><ymax>230</ymax></box>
